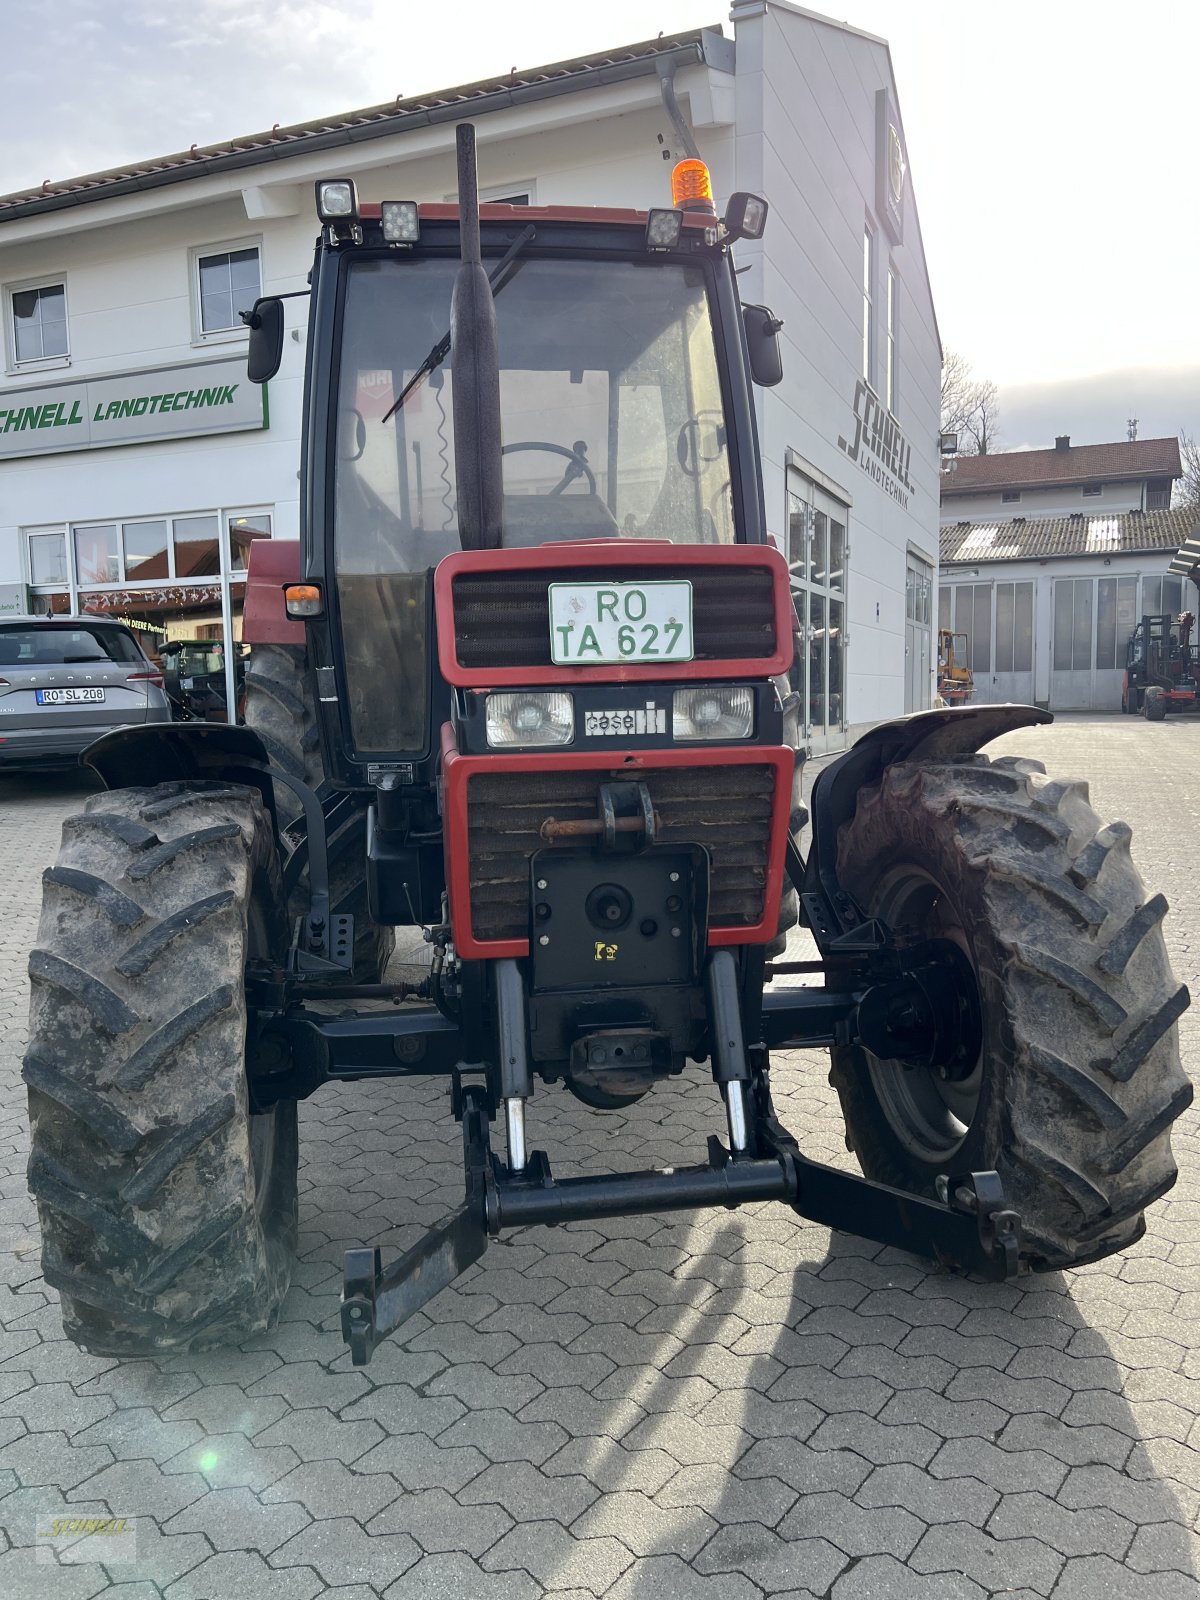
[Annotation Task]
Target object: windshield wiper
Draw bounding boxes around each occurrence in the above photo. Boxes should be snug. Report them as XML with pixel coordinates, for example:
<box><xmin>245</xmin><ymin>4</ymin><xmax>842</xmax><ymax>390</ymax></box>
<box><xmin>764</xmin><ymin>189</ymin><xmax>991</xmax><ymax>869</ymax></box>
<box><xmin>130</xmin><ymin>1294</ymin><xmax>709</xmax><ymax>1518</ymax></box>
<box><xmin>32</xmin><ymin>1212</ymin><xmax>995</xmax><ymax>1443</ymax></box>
<box><xmin>381</xmin><ymin>223</ymin><xmax>536</xmax><ymax>425</ymax></box>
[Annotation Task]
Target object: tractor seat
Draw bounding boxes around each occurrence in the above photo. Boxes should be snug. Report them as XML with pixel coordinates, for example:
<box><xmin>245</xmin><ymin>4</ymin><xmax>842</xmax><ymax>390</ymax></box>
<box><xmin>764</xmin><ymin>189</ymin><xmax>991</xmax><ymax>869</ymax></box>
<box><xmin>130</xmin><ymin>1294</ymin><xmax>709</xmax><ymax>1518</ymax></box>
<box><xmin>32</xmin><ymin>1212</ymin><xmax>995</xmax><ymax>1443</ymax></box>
<box><xmin>501</xmin><ymin>493</ymin><xmax>619</xmax><ymax>549</ymax></box>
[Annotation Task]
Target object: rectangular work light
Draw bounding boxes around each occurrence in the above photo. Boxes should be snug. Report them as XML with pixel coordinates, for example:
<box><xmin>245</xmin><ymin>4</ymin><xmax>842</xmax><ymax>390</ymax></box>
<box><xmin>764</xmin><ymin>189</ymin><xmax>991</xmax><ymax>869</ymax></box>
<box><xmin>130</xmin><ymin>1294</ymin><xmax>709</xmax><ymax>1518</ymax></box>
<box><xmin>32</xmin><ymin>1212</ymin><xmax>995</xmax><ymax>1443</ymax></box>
<box><xmin>646</xmin><ymin>208</ymin><xmax>684</xmax><ymax>252</ymax></box>
<box><xmin>723</xmin><ymin>191</ymin><xmax>769</xmax><ymax>242</ymax></box>
<box><xmin>381</xmin><ymin>201</ymin><xmax>420</xmax><ymax>244</ymax></box>
<box><xmin>316</xmin><ymin>179</ymin><xmax>359</xmax><ymax>222</ymax></box>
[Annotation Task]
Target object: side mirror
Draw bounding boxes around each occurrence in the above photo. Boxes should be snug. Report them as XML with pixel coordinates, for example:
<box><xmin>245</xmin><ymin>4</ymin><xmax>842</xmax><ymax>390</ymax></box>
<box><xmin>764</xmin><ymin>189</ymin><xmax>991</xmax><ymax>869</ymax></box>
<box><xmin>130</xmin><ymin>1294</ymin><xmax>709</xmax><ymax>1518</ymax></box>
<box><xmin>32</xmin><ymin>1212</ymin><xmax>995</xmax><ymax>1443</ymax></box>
<box><xmin>244</xmin><ymin>297</ymin><xmax>285</xmax><ymax>384</ymax></box>
<box><xmin>742</xmin><ymin>304</ymin><xmax>784</xmax><ymax>388</ymax></box>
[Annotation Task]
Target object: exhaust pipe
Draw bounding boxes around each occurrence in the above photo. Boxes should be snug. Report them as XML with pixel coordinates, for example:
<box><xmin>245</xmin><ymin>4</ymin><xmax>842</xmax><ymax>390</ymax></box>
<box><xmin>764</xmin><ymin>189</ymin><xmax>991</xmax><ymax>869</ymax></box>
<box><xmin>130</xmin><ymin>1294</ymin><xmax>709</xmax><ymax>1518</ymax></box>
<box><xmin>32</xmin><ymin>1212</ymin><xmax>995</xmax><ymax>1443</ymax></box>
<box><xmin>451</xmin><ymin>123</ymin><xmax>504</xmax><ymax>551</ymax></box>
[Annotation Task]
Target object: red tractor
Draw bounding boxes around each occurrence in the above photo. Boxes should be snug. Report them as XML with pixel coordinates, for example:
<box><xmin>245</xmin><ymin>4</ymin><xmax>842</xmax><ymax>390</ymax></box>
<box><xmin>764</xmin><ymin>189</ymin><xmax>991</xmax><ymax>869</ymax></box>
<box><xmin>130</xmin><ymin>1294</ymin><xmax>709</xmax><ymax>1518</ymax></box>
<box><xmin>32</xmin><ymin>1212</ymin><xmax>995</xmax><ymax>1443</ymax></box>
<box><xmin>24</xmin><ymin>130</ymin><xmax>1191</xmax><ymax>1363</ymax></box>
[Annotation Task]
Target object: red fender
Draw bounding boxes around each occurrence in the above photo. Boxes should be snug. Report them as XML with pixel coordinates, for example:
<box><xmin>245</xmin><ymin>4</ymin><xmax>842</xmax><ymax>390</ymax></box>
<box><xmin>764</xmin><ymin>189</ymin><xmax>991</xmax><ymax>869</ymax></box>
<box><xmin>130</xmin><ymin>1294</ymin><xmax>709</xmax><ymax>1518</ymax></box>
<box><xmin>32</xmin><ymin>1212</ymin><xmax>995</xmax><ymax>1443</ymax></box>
<box><xmin>242</xmin><ymin>540</ymin><xmax>305</xmax><ymax>645</ymax></box>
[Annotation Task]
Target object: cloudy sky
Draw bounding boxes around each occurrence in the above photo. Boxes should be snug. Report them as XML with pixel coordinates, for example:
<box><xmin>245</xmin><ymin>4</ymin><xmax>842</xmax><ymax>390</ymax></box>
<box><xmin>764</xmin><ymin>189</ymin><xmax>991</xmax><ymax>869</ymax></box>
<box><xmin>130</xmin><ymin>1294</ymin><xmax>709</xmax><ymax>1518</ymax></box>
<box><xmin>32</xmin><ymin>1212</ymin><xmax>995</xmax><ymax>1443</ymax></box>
<box><xmin>2</xmin><ymin>0</ymin><xmax>1196</xmax><ymax>451</ymax></box>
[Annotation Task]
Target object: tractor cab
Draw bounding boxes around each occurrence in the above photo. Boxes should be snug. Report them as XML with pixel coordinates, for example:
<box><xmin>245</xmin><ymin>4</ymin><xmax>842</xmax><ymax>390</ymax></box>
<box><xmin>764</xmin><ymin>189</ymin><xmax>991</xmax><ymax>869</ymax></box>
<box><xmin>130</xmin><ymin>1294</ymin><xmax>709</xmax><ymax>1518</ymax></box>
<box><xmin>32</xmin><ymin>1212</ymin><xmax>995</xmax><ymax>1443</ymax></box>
<box><xmin>252</xmin><ymin>169</ymin><xmax>781</xmax><ymax>787</ymax></box>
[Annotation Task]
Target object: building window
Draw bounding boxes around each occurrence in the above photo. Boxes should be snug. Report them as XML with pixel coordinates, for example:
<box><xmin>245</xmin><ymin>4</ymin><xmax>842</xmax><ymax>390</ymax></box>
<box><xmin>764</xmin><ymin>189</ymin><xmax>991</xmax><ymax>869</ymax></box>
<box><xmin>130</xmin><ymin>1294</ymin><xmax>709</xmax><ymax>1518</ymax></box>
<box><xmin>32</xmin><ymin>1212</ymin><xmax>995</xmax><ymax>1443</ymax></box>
<box><xmin>787</xmin><ymin>472</ymin><xmax>848</xmax><ymax>747</ymax></box>
<box><xmin>1081</xmin><ymin>483</ymin><xmax>1102</xmax><ymax>498</ymax></box>
<box><xmin>122</xmin><ymin>521</ymin><xmax>170</xmax><ymax>583</ymax></box>
<box><xmin>862</xmin><ymin>228</ymin><xmax>875</xmax><ymax>383</ymax></box>
<box><xmin>228</xmin><ymin>511</ymin><xmax>273</xmax><ymax>571</ymax></box>
<box><xmin>885</xmin><ymin>267</ymin><xmax>897</xmax><ymax>412</ymax></box>
<box><xmin>1001</xmin><ymin>490</ymin><xmax>1021</xmax><ymax>504</ymax></box>
<box><xmin>1143</xmin><ymin>574</ymin><xmax>1183</xmax><ymax>618</ymax></box>
<box><xmin>27</xmin><ymin>530</ymin><xmax>68</xmax><ymax>587</ymax></box>
<box><xmin>450</xmin><ymin>183</ymin><xmax>536</xmax><ymax>206</ymax></box>
<box><xmin>56</xmin><ymin>510</ymin><xmax>271</xmax><ymax>590</ymax></box>
<box><xmin>193</xmin><ymin>243</ymin><xmax>261</xmax><ymax>337</ymax></box>
<box><xmin>74</xmin><ymin>525</ymin><xmax>120</xmax><ymax>587</ymax></box>
<box><xmin>8</xmin><ymin>280</ymin><xmax>68</xmax><ymax>366</ymax></box>
<box><xmin>1146</xmin><ymin>478</ymin><xmax>1171</xmax><ymax>510</ymax></box>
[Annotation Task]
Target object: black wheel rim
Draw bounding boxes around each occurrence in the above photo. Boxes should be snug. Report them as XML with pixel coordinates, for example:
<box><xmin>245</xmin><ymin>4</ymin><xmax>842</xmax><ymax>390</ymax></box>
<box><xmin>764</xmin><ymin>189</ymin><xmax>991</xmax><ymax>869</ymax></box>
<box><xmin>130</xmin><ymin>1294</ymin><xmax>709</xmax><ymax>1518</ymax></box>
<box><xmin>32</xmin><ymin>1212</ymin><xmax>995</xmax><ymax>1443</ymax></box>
<box><xmin>865</xmin><ymin>865</ymin><xmax>983</xmax><ymax>1164</ymax></box>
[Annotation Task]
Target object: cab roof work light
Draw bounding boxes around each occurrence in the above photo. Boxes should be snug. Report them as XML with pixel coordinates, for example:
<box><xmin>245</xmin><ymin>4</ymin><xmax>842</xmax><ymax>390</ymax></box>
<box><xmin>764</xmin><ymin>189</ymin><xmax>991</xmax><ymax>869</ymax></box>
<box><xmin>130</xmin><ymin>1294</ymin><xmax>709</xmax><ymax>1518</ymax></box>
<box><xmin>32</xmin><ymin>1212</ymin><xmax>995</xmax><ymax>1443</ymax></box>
<box><xmin>645</xmin><ymin>208</ymin><xmax>684</xmax><ymax>251</ymax></box>
<box><xmin>381</xmin><ymin>201</ymin><xmax>420</xmax><ymax>244</ymax></box>
<box><xmin>723</xmin><ymin>191</ymin><xmax>769</xmax><ymax>242</ymax></box>
<box><xmin>316</xmin><ymin>179</ymin><xmax>359</xmax><ymax>223</ymax></box>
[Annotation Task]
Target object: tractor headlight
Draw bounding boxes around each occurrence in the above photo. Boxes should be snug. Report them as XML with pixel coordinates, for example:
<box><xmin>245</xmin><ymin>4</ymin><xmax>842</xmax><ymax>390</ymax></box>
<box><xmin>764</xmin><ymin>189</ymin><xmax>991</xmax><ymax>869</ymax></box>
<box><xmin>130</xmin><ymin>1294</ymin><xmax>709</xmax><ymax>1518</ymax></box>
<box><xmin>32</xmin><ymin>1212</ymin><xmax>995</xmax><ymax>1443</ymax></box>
<box><xmin>672</xmin><ymin>686</ymin><xmax>754</xmax><ymax>741</ymax></box>
<box><xmin>485</xmin><ymin>692</ymin><xmax>574</xmax><ymax>747</ymax></box>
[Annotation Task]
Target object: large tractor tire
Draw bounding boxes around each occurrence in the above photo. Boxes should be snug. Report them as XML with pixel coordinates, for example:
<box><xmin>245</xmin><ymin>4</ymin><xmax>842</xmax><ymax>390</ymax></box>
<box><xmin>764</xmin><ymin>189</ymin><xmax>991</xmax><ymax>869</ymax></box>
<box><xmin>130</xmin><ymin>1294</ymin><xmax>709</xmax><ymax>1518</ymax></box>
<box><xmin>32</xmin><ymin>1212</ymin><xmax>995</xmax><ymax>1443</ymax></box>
<box><xmin>830</xmin><ymin>753</ymin><xmax>1191</xmax><ymax>1271</ymax></box>
<box><xmin>244</xmin><ymin>642</ymin><xmax>394</xmax><ymax>982</ymax></box>
<box><xmin>1144</xmin><ymin>688</ymin><xmax>1168</xmax><ymax>722</ymax></box>
<box><xmin>243</xmin><ymin>643</ymin><xmax>323</xmax><ymax>827</ymax></box>
<box><xmin>24</xmin><ymin>782</ymin><xmax>298</xmax><ymax>1354</ymax></box>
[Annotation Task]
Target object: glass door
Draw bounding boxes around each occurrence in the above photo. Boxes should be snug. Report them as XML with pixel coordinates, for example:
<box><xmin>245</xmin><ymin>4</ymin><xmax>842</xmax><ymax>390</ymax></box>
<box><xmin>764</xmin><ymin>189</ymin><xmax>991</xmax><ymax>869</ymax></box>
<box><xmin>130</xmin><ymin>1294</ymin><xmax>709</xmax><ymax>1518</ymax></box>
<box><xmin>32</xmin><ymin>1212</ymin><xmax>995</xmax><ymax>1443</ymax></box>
<box><xmin>787</xmin><ymin>470</ymin><xmax>848</xmax><ymax>755</ymax></box>
<box><xmin>904</xmin><ymin>555</ymin><xmax>932</xmax><ymax>712</ymax></box>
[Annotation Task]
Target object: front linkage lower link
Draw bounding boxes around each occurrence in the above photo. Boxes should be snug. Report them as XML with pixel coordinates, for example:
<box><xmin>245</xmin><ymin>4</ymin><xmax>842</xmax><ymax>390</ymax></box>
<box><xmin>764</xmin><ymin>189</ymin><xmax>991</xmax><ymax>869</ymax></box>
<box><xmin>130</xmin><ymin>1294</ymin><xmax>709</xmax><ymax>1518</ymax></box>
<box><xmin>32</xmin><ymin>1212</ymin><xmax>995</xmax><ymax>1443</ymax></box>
<box><xmin>340</xmin><ymin>1080</ymin><xmax>1021</xmax><ymax>1366</ymax></box>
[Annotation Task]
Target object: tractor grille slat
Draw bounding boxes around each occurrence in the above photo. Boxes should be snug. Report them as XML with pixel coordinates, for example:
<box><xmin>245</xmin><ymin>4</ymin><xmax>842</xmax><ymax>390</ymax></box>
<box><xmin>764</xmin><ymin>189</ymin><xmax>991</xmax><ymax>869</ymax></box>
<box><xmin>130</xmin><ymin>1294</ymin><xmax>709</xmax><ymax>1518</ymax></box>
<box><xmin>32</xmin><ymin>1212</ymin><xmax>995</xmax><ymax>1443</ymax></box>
<box><xmin>466</xmin><ymin>765</ymin><xmax>775</xmax><ymax>944</ymax></box>
<box><xmin>452</xmin><ymin>565</ymin><xmax>777</xmax><ymax>670</ymax></box>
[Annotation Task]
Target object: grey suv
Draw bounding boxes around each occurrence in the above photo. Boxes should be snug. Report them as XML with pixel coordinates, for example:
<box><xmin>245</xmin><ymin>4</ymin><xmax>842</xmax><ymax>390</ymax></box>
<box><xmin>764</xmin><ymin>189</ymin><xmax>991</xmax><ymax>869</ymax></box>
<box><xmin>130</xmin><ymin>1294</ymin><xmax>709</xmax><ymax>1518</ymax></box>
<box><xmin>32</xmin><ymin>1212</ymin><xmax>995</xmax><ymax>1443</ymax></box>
<box><xmin>0</xmin><ymin>615</ymin><xmax>172</xmax><ymax>771</ymax></box>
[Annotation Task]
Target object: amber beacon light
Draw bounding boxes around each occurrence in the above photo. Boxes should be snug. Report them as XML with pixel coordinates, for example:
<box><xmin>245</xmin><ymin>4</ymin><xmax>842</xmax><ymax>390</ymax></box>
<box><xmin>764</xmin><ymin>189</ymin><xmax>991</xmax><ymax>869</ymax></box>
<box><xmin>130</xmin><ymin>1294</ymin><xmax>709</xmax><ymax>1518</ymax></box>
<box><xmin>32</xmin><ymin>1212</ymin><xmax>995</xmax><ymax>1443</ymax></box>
<box><xmin>671</xmin><ymin>158</ymin><xmax>716</xmax><ymax>215</ymax></box>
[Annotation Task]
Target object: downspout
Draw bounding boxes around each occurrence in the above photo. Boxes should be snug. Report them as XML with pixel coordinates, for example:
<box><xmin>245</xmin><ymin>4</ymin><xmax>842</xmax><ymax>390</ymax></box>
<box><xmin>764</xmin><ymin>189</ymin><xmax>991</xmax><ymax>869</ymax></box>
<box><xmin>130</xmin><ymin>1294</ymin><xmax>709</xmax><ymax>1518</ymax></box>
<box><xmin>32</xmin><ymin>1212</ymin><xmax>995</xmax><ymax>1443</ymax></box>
<box><xmin>658</xmin><ymin>58</ymin><xmax>701</xmax><ymax>161</ymax></box>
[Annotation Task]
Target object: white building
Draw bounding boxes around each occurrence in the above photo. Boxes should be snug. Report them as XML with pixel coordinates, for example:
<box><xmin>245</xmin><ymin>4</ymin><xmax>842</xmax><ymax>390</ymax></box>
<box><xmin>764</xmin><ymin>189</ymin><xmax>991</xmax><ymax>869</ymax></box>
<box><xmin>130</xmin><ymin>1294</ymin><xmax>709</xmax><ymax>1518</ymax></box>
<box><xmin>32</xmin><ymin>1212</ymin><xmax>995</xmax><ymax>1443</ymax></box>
<box><xmin>0</xmin><ymin>3</ymin><xmax>942</xmax><ymax>753</ymax></box>
<box><xmin>941</xmin><ymin>435</ymin><xmax>1180</xmax><ymax>525</ymax></box>
<box><xmin>939</xmin><ymin>437</ymin><xmax>1194</xmax><ymax>711</ymax></box>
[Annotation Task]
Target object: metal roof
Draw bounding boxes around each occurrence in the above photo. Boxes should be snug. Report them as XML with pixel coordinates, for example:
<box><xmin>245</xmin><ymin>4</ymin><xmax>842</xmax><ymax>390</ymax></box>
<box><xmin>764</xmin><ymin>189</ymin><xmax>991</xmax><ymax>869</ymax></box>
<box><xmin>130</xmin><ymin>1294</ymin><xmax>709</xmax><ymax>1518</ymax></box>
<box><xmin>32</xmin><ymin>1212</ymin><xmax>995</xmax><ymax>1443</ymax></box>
<box><xmin>0</xmin><ymin>29</ymin><xmax>726</xmax><ymax>223</ymax></box>
<box><xmin>940</xmin><ymin>505</ymin><xmax>1198</xmax><ymax>566</ymax></box>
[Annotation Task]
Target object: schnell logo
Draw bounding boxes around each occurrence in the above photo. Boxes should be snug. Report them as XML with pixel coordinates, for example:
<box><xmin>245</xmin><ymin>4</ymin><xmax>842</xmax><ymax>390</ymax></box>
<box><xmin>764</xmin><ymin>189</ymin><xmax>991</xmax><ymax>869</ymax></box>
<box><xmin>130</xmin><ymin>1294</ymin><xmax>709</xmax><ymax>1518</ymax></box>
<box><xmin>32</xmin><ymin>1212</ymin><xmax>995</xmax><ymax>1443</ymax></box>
<box><xmin>837</xmin><ymin>379</ymin><xmax>914</xmax><ymax>509</ymax></box>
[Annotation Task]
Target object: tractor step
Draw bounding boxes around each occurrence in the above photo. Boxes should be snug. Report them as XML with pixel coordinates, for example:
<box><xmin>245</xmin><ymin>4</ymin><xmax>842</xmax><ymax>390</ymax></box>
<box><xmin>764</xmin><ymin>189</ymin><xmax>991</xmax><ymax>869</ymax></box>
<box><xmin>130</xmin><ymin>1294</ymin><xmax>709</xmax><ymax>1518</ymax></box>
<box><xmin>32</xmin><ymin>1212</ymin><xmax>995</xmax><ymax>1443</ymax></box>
<box><xmin>340</xmin><ymin>1084</ymin><xmax>1021</xmax><ymax>1365</ymax></box>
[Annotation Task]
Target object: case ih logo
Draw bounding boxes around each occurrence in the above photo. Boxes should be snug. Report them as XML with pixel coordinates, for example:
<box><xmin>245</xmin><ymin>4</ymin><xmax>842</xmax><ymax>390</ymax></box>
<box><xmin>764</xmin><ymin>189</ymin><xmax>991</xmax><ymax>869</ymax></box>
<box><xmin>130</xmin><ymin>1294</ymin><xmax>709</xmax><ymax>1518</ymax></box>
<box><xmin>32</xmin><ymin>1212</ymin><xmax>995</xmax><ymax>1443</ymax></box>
<box><xmin>837</xmin><ymin>379</ymin><xmax>914</xmax><ymax>509</ymax></box>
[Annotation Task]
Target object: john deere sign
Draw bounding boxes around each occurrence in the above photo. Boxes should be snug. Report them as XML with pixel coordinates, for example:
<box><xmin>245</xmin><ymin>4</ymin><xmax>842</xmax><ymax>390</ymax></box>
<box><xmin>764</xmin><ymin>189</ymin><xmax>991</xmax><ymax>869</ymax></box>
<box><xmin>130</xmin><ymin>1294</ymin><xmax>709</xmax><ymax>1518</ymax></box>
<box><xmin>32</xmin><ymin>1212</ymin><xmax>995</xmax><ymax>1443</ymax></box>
<box><xmin>0</xmin><ymin>357</ymin><xmax>266</xmax><ymax>460</ymax></box>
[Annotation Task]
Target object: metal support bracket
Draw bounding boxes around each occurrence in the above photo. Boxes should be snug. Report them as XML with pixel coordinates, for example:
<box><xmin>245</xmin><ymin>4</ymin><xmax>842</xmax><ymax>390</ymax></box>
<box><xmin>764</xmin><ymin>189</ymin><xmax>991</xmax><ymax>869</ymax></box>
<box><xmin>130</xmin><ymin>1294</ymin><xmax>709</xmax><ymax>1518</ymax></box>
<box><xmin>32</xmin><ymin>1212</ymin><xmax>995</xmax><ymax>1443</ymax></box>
<box><xmin>341</xmin><ymin>1085</ymin><xmax>491</xmax><ymax>1365</ymax></box>
<box><xmin>270</xmin><ymin>769</ymin><xmax>354</xmax><ymax>972</ymax></box>
<box><xmin>340</xmin><ymin>1074</ymin><xmax>1022</xmax><ymax>1364</ymax></box>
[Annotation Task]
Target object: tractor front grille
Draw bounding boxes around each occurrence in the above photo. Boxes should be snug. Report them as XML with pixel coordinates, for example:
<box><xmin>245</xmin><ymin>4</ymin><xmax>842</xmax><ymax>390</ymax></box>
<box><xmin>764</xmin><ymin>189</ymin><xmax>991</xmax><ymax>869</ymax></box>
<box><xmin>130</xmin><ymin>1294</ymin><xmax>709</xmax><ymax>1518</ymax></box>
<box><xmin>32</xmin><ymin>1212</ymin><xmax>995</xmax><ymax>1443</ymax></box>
<box><xmin>466</xmin><ymin>764</ymin><xmax>776</xmax><ymax>944</ymax></box>
<box><xmin>451</xmin><ymin>563</ymin><xmax>778</xmax><ymax>671</ymax></box>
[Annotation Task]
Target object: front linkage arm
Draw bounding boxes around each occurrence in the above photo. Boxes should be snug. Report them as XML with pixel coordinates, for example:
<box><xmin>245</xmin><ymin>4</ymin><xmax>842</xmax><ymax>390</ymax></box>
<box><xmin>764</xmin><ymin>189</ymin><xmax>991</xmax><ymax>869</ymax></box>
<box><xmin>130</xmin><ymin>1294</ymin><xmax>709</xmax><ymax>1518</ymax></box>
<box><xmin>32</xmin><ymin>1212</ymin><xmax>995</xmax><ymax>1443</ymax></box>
<box><xmin>341</xmin><ymin>1073</ymin><xmax>1020</xmax><ymax>1366</ymax></box>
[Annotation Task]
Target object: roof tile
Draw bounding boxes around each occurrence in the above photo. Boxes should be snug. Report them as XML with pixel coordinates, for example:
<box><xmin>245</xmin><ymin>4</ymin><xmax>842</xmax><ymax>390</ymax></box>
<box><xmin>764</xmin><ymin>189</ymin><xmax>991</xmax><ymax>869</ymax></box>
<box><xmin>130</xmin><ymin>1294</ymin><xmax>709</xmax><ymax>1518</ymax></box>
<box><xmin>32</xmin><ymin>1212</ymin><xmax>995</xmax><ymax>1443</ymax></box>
<box><xmin>940</xmin><ymin>506</ymin><xmax>1198</xmax><ymax>565</ymax></box>
<box><xmin>942</xmin><ymin>438</ymin><xmax>1181</xmax><ymax>494</ymax></box>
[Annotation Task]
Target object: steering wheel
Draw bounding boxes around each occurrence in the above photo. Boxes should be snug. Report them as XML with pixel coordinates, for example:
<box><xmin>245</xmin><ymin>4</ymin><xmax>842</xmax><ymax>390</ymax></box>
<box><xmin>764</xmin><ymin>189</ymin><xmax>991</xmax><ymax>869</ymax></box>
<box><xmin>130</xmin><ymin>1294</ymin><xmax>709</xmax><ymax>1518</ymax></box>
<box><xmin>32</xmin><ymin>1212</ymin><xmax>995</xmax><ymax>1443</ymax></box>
<box><xmin>502</xmin><ymin>439</ymin><xmax>596</xmax><ymax>496</ymax></box>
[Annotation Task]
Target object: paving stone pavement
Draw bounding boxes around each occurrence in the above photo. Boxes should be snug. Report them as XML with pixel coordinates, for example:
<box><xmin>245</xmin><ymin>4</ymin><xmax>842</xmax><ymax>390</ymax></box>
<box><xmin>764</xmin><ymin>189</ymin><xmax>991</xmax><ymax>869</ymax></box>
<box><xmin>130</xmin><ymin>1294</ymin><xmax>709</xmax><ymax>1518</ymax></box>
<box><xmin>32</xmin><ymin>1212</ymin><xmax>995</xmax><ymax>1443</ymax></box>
<box><xmin>0</xmin><ymin>716</ymin><xmax>1198</xmax><ymax>1598</ymax></box>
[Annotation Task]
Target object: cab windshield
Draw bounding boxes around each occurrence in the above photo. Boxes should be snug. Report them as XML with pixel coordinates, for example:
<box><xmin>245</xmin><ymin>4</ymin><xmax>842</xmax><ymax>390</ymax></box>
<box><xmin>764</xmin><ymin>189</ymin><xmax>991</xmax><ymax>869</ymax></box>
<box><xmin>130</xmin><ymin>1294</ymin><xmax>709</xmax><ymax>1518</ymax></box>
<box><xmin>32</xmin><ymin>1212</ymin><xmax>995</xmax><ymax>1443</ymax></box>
<box><xmin>333</xmin><ymin>254</ymin><xmax>734</xmax><ymax>754</ymax></box>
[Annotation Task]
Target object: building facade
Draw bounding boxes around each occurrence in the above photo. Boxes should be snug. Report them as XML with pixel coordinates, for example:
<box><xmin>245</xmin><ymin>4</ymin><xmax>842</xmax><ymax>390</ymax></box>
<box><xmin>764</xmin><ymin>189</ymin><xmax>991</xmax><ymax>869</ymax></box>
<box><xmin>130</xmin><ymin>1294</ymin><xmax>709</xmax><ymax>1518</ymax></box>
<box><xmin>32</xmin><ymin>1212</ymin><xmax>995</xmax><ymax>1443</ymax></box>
<box><xmin>939</xmin><ymin>437</ymin><xmax>1193</xmax><ymax>711</ymax></box>
<box><xmin>941</xmin><ymin>435</ymin><xmax>1181</xmax><ymax>525</ymax></box>
<box><xmin>0</xmin><ymin>2</ymin><xmax>942</xmax><ymax>751</ymax></box>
